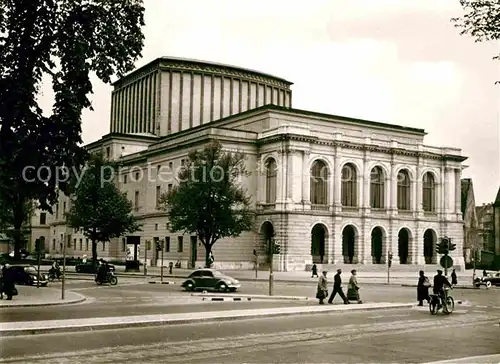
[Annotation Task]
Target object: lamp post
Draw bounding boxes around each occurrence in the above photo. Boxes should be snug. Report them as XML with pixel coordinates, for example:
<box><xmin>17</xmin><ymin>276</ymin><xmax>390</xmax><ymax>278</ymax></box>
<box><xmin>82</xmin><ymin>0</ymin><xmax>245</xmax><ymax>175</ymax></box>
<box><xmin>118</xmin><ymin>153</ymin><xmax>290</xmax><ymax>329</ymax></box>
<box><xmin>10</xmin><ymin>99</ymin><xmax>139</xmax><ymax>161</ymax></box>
<box><xmin>160</xmin><ymin>239</ymin><xmax>164</xmax><ymax>283</ymax></box>
<box><xmin>61</xmin><ymin>234</ymin><xmax>67</xmax><ymax>300</ymax></box>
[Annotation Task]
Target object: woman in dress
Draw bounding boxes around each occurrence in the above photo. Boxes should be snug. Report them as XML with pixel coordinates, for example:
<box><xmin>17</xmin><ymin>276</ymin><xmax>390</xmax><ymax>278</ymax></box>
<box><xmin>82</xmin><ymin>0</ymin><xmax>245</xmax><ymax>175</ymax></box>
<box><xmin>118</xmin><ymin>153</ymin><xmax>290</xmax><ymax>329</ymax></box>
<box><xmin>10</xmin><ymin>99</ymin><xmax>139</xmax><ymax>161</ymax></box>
<box><xmin>417</xmin><ymin>270</ymin><xmax>431</xmax><ymax>306</ymax></box>
<box><xmin>316</xmin><ymin>270</ymin><xmax>328</xmax><ymax>304</ymax></box>
<box><xmin>347</xmin><ymin>269</ymin><xmax>362</xmax><ymax>304</ymax></box>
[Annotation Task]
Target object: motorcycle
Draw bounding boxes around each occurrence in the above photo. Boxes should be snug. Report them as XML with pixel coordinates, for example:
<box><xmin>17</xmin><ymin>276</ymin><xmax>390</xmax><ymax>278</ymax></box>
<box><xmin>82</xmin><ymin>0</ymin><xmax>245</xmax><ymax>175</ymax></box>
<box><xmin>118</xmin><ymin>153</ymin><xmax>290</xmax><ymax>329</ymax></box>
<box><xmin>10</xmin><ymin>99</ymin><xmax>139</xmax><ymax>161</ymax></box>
<box><xmin>429</xmin><ymin>287</ymin><xmax>454</xmax><ymax>315</ymax></box>
<box><xmin>48</xmin><ymin>268</ymin><xmax>61</xmax><ymax>282</ymax></box>
<box><xmin>95</xmin><ymin>271</ymin><xmax>118</xmax><ymax>286</ymax></box>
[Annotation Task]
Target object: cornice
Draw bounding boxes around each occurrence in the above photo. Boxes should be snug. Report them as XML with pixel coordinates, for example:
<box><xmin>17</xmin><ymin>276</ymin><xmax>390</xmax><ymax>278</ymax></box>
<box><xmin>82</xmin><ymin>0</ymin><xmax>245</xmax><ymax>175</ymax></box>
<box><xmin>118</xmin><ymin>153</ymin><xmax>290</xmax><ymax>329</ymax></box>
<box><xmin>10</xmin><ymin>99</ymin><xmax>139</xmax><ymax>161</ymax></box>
<box><xmin>257</xmin><ymin>134</ymin><xmax>467</xmax><ymax>162</ymax></box>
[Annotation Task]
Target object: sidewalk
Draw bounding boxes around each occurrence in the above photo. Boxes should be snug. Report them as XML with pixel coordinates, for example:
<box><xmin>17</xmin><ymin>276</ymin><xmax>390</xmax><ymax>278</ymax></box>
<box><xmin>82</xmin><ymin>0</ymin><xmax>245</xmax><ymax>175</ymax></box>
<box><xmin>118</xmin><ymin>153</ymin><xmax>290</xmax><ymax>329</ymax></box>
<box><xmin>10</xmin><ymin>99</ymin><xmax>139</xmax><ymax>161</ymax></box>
<box><xmin>422</xmin><ymin>354</ymin><xmax>500</xmax><ymax>364</ymax></box>
<box><xmin>0</xmin><ymin>286</ymin><xmax>86</xmax><ymax>308</ymax></box>
<box><xmin>0</xmin><ymin>301</ymin><xmax>414</xmax><ymax>336</ymax></box>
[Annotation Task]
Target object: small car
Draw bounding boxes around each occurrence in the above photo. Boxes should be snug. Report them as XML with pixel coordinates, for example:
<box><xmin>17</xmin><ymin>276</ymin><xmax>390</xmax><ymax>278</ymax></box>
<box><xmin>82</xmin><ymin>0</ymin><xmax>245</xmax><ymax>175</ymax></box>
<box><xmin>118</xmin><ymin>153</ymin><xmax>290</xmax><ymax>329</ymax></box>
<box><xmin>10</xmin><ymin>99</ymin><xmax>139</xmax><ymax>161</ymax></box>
<box><xmin>475</xmin><ymin>272</ymin><xmax>500</xmax><ymax>288</ymax></box>
<box><xmin>75</xmin><ymin>261</ymin><xmax>115</xmax><ymax>274</ymax></box>
<box><xmin>181</xmin><ymin>268</ymin><xmax>241</xmax><ymax>292</ymax></box>
<box><xmin>9</xmin><ymin>265</ymin><xmax>48</xmax><ymax>286</ymax></box>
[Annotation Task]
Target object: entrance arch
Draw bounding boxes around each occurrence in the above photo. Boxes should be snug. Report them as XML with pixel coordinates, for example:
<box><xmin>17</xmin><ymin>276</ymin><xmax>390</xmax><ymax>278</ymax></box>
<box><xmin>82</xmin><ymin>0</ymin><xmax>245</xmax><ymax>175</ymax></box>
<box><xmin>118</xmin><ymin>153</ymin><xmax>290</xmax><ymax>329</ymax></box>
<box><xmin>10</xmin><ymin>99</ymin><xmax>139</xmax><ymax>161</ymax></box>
<box><xmin>423</xmin><ymin>229</ymin><xmax>437</xmax><ymax>264</ymax></box>
<box><xmin>398</xmin><ymin>228</ymin><xmax>410</xmax><ymax>264</ymax></box>
<box><xmin>371</xmin><ymin>227</ymin><xmax>384</xmax><ymax>264</ymax></box>
<box><xmin>311</xmin><ymin>224</ymin><xmax>327</xmax><ymax>264</ymax></box>
<box><xmin>260</xmin><ymin>221</ymin><xmax>275</xmax><ymax>263</ymax></box>
<box><xmin>342</xmin><ymin>225</ymin><xmax>357</xmax><ymax>264</ymax></box>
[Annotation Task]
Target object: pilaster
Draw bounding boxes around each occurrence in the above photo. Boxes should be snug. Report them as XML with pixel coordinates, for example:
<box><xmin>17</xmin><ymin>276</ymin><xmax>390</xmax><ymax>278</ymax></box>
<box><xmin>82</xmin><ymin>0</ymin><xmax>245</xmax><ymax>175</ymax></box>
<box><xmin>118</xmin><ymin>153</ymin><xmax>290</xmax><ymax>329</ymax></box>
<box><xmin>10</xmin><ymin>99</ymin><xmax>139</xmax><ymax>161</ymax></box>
<box><xmin>454</xmin><ymin>168</ymin><xmax>462</xmax><ymax>217</ymax></box>
<box><xmin>389</xmin><ymin>156</ymin><xmax>397</xmax><ymax>215</ymax></box>
<box><xmin>333</xmin><ymin>144</ymin><xmax>341</xmax><ymax>212</ymax></box>
<box><xmin>301</xmin><ymin>150</ymin><xmax>310</xmax><ymax>208</ymax></box>
<box><xmin>416</xmin><ymin>155</ymin><xmax>423</xmax><ymax>218</ymax></box>
<box><xmin>362</xmin><ymin>151</ymin><xmax>370</xmax><ymax>215</ymax></box>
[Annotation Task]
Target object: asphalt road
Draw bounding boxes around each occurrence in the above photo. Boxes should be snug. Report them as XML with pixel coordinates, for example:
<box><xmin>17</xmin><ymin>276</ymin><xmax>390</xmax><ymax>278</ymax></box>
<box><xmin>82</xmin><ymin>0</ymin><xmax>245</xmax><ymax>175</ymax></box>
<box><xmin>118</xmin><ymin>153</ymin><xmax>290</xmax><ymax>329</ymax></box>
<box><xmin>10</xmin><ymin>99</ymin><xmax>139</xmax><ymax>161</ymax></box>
<box><xmin>1</xmin><ymin>277</ymin><xmax>499</xmax><ymax>322</ymax></box>
<box><xmin>1</xmin><ymin>306</ymin><xmax>499</xmax><ymax>363</ymax></box>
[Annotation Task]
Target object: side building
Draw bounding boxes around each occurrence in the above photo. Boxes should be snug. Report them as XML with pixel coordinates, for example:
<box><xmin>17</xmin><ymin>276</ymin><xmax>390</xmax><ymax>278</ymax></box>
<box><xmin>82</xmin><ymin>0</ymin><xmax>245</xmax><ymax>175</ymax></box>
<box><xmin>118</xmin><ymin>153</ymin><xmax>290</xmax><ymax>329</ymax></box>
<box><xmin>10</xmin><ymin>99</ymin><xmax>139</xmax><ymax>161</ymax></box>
<box><xmin>33</xmin><ymin>57</ymin><xmax>467</xmax><ymax>272</ymax></box>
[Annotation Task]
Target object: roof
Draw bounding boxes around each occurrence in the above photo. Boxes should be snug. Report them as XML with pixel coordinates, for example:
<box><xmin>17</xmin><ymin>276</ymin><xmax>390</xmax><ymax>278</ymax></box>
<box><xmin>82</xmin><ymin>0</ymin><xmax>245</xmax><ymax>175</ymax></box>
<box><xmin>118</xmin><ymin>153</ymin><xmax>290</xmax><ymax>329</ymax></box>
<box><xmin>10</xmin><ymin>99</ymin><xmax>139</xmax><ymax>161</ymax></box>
<box><xmin>112</xmin><ymin>56</ymin><xmax>293</xmax><ymax>87</ymax></box>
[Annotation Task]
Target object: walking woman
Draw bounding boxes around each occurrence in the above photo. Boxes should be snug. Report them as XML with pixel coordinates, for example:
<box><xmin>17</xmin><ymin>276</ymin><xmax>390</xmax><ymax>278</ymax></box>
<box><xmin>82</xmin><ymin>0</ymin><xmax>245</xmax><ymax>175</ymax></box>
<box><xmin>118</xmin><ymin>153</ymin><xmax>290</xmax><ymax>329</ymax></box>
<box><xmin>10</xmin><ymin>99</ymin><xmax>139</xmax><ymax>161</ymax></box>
<box><xmin>316</xmin><ymin>270</ymin><xmax>328</xmax><ymax>304</ymax></box>
<box><xmin>417</xmin><ymin>270</ymin><xmax>431</xmax><ymax>306</ymax></box>
<box><xmin>347</xmin><ymin>269</ymin><xmax>362</xmax><ymax>304</ymax></box>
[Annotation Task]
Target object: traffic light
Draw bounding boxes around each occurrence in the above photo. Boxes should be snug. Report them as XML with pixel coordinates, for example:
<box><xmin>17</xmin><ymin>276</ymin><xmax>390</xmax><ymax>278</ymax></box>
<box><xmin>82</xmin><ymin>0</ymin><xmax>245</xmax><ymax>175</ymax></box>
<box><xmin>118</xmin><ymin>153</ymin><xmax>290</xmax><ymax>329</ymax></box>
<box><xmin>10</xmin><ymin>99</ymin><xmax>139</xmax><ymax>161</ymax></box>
<box><xmin>388</xmin><ymin>252</ymin><xmax>393</xmax><ymax>268</ymax></box>
<box><xmin>441</xmin><ymin>237</ymin><xmax>450</xmax><ymax>255</ymax></box>
<box><xmin>273</xmin><ymin>243</ymin><xmax>281</xmax><ymax>254</ymax></box>
<box><xmin>448</xmin><ymin>238</ymin><xmax>456</xmax><ymax>252</ymax></box>
<box><xmin>155</xmin><ymin>238</ymin><xmax>162</xmax><ymax>251</ymax></box>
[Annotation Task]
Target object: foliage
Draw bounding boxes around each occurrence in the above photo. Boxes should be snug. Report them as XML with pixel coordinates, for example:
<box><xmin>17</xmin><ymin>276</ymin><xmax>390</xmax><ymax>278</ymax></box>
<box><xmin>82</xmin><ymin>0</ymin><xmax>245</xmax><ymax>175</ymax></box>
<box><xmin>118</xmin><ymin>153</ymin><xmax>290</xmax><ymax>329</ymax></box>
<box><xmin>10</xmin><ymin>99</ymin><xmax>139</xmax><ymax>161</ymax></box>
<box><xmin>452</xmin><ymin>0</ymin><xmax>500</xmax><ymax>81</ymax></box>
<box><xmin>66</xmin><ymin>153</ymin><xmax>141</xmax><ymax>262</ymax></box>
<box><xmin>159</xmin><ymin>140</ymin><xmax>254</xmax><ymax>267</ymax></box>
<box><xmin>0</xmin><ymin>0</ymin><xmax>145</xmax><ymax>259</ymax></box>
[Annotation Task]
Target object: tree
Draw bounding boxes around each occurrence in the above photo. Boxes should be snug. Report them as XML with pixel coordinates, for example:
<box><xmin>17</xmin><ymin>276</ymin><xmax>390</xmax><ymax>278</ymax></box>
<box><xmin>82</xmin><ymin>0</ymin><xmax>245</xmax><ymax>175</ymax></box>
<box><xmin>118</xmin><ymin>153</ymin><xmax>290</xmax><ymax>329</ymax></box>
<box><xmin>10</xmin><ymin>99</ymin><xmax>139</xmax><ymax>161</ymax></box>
<box><xmin>66</xmin><ymin>153</ymin><xmax>141</xmax><ymax>263</ymax></box>
<box><xmin>452</xmin><ymin>1</ymin><xmax>500</xmax><ymax>82</ymax></box>
<box><xmin>159</xmin><ymin>140</ymin><xmax>254</xmax><ymax>267</ymax></box>
<box><xmin>0</xmin><ymin>0</ymin><xmax>145</xmax><ymax>259</ymax></box>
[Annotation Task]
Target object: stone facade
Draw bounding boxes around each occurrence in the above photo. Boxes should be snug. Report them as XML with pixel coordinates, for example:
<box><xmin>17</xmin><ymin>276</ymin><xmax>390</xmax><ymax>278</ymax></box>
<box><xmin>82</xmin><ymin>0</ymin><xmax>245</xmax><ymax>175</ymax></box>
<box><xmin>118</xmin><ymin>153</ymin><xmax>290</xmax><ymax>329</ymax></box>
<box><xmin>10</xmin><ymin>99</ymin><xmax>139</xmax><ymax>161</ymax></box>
<box><xmin>29</xmin><ymin>58</ymin><xmax>468</xmax><ymax>271</ymax></box>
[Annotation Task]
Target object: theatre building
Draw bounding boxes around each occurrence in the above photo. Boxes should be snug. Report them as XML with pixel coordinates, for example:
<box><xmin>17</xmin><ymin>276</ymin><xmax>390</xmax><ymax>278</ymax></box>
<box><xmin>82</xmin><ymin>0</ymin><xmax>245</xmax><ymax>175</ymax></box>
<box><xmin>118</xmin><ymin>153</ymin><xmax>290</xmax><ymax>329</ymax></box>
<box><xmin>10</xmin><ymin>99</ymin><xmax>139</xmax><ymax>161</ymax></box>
<box><xmin>40</xmin><ymin>57</ymin><xmax>467</xmax><ymax>271</ymax></box>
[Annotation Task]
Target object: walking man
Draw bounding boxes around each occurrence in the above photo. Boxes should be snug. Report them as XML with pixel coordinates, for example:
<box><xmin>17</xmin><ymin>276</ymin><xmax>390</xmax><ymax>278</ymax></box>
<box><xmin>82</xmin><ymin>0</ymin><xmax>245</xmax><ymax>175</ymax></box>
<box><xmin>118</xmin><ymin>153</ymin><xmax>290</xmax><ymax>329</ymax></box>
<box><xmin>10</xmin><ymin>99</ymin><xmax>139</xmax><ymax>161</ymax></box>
<box><xmin>328</xmin><ymin>269</ymin><xmax>349</xmax><ymax>304</ymax></box>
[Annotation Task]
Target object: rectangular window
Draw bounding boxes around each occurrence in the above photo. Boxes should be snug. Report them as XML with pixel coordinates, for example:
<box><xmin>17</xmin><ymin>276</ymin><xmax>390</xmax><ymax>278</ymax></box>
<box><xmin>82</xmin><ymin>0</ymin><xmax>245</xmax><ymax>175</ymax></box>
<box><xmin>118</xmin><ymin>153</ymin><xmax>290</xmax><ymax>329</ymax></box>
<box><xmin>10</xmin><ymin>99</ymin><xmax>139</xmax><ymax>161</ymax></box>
<box><xmin>39</xmin><ymin>213</ymin><xmax>46</xmax><ymax>225</ymax></box>
<box><xmin>102</xmin><ymin>241</ymin><xmax>106</xmax><ymax>251</ymax></box>
<box><xmin>122</xmin><ymin>238</ymin><xmax>126</xmax><ymax>252</ymax></box>
<box><xmin>79</xmin><ymin>239</ymin><xmax>83</xmax><ymax>251</ymax></box>
<box><xmin>52</xmin><ymin>239</ymin><xmax>56</xmax><ymax>250</ymax></box>
<box><xmin>165</xmin><ymin>237</ymin><xmax>170</xmax><ymax>252</ymax></box>
<box><xmin>135</xmin><ymin>172</ymin><xmax>140</xmax><ymax>181</ymax></box>
<box><xmin>168</xmin><ymin>184</ymin><xmax>173</xmax><ymax>193</ymax></box>
<box><xmin>156</xmin><ymin>185</ymin><xmax>161</xmax><ymax>208</ymax></box>
<box><xmin>155</xmin><ymin>223</ymin><xmax>158</xmax><ymax>231</ymax></box>
<box><xmin>73</xmin><ymin>239</ymin><xmax>76</xmax><ymax>250</ymax></box>
<box><xmin>181</xmin><ymin>159</ymin><xmax>185</xmax><ymax>167</ymax></box>
<box><xmin>86</xmin><ymin>239</ymin><xmax>89</xmax><ymax>251</ymax></box>
<box><xmin>55</xmin><ymin>204</ymin><xmax>59</xmax><ymax>219</ymax></box>
<box><xmin>106</xmin><ymin>147</ymin><xmax>110</xmax><ymax>159</ymax></box>
<box><xmin>178</xmin><ymin>236</ymin><xmax>183</xmax><ymax>252</ymax></box>
<box><xmin>63</xmin><ymin>201</ymin><xmax>66</xmax><ymax>212</ymax></box>
<box><xmin>134</xmin><ymin>190</ymin><xmax>139</xmax><ymax>211</ymax></box>
<box><xmin>123</xmin><ymin>174</ymin><xmax>128</xmax><ymax>184</ymax></box>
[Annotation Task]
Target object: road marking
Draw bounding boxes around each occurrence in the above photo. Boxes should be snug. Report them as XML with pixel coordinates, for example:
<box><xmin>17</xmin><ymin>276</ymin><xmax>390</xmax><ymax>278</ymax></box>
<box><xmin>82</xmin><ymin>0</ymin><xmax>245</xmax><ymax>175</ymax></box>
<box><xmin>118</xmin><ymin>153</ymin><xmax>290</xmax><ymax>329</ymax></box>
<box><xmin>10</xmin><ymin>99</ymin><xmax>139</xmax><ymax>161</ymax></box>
<box><xmin>368</xmin><ymin>314</ymin><xmax>409</xmax><ymax>319</ymax></box>
<box><xmin>472</xmin><ymin>310</ymin><xmax>486</xmax><ymax>313</ymax></box>
<box><xmin>475</xmin><ymin>305</ymin><xmax>487</xmax><ymax>308</ymax></box>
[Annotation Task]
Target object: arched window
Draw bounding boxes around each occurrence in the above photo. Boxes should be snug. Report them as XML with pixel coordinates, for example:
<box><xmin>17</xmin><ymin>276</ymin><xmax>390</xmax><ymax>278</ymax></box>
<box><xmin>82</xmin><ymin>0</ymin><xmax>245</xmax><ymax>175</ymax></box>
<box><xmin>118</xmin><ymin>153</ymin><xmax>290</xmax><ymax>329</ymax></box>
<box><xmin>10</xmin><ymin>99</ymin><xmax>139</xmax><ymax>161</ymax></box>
<box><xmin>422</xmin><ymin>172</ymin><xmax>436</xmax><ymax>212</ymax></box>
<box><xmin>310</xmin><ymin>160</ymin><xmax>328</xmax><ymax>205</ymax></box>
<box><xmin>370</xmin><ymin>166</ymin><xmax>385</xmax><ymax>208</ymax></box>
<box><xmin>397</xmin><ymin>169</ymin><xmax>411</xmax><ymax>210</ymax></box>
<box><xmin>341</xmin><ymin>163</ymin><xmax>357</xmax><ymax>207</ymax></box>
<box><xmin>265</xmin><ymin>158</ymin><xmax>277</xmax><ymax>203</ymax></box>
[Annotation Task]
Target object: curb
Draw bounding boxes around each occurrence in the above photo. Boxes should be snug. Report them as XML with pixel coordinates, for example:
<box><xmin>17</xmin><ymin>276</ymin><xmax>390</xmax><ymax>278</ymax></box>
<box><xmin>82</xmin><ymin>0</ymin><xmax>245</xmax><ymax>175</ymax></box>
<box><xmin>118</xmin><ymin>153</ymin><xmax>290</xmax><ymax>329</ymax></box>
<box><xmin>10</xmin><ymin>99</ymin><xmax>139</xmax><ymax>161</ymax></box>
<box><xmin>191</xmin><ymin>293</ymin><xmax>309</xmax><ymax>301</ymax></box>
<box><xmin>148</xmin><ymin>281</ymin><xmax>175</xmax><ymax>285</ymax></box>
<box><xmin>400</xmin><ymin>284</ymin><xmax>481</xmax><ymax>290</ymax></box>
<box><xmin>202</xmin><ymin>297</ymin><xmax>252</xmax><ymax>301</ymax></box>
<box><xmin>421</xmin><ymin>354</ymin><xmax>500</xmax><ymax>364</ymax></box>
<box><xmin>0</xmin><ymin>292</ymin><xmax>86</xmax><ymax>308</ymax></box>
<box><xmin>0</xmin><ymin>302</ymin><xmax>414</xmax><ymax>336</ymax></box>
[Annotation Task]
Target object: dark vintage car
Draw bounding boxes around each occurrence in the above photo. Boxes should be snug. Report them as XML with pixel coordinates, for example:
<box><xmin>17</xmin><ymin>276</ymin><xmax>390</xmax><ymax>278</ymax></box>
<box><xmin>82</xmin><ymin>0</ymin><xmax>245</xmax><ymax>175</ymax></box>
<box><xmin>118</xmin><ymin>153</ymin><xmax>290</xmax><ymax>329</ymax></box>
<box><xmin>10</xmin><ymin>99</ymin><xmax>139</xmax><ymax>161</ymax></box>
<box><xmin>75</xmin><ymin>261</ymin><xmax>115</xmax><ymax>274</ymax></box>
<box><xmin>181</xmin><ymin>269</ymin><xmax>241</xmax><ymax>292</ymax></box>
<box><xmin>9</xmin><ymin>265</ymin><xmax>48</xmax><ymax>286</ymax></box>
<box><xmin>475</xmin><ymin>272</ymin><xmax>500</xmax><ymax>288</ymax></box>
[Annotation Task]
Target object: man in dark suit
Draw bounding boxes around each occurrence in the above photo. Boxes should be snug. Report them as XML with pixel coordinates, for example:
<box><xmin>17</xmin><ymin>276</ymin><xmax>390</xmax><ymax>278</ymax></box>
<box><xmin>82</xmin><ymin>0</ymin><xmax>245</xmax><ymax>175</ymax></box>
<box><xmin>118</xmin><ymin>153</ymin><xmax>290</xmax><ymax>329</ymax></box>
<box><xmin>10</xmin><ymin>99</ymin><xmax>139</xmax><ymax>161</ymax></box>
<box><xmin>328</xmin><ymin>268</ymin><xmax>349</xmax><ymax>304</ymax></box>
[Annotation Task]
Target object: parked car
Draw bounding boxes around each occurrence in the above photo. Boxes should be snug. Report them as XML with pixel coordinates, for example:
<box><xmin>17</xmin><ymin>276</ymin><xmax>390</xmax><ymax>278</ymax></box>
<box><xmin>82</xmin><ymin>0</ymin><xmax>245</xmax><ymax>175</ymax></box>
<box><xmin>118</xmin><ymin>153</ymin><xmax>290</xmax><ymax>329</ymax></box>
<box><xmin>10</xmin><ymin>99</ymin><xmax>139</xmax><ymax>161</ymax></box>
<box><xmin>475</xmin><ymin>272</ymin><xmax>500</xmax><ymax>288</ymax></box>
<box><xmin>181</xmin><ymin>268</ymin><xmax>240</xmax><ymax>292</ymax></box>
<box><xmin>9</xmin><ymin>265</ymin><xmax>48</xmax><ymax>286</ymax></box>
<box><xmin>75</xmin><ymin>261</ymin><xmax>115</xmax><ymax>274</ymax></box>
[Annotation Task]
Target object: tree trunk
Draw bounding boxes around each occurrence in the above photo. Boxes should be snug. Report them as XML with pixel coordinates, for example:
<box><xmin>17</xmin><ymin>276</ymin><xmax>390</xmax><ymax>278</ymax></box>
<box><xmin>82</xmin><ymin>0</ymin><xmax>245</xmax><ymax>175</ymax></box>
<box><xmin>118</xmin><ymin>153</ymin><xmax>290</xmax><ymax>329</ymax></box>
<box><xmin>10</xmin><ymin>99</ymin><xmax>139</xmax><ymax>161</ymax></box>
<box><xmin>12</xmin><ymin>225</ymin><xmax>22</xmax><ymax>261</ymax></box>
<box><xmin>205</xmin><ymin>244</ymin><xmax>211</xmax><ymax>268</ymax></box>
<box><xmin>92</xmin><ymin>239</ymin><xmax>98</xmax><ymax>268</ymax></box>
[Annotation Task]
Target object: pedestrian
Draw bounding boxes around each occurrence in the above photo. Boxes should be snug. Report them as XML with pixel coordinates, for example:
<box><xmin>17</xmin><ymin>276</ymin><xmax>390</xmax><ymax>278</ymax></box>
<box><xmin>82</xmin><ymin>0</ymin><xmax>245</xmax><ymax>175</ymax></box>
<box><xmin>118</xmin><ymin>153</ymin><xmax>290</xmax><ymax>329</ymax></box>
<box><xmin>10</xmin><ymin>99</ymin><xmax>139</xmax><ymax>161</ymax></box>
<box><xmin>0</xmin><ymin>263</ymin><xmax>4</xmax><ymax>299</ymax></box>
<box><xmin>347</xmin><ymin>269</ymin><xmax>362</xmax><ymax>304</ymax></box>
<box><xmin>316</xmin><ymin>270</ymin><xmax>328</xmax><ymax>304</ymax></box>
<box><xmin>417</xmin><ymin>270</ymin><xmax>431</xmax><ymax>306</ymax></box>
<box><xmin>451</xmin><ymin>269</ymin><xmax>457</xmax><ymax>286</ymax></box>
<box><xmin>483</xmin><ymin>269</ymin><xmax>487</xmax><ymax>277</ymax></box>
<box><xmin>311</xmin><ymin>263</ymin><xmax>318</xmax><ymax>278</ymax></box>
<box><xmin>2</xmin><ymin>264</ymin><xmax>15</xmax><ymax>300</ymax></box>
<box><xmin>327</xmin><ymin>269</ymin><xmax>349</xmax><ymax>304</ymax></box>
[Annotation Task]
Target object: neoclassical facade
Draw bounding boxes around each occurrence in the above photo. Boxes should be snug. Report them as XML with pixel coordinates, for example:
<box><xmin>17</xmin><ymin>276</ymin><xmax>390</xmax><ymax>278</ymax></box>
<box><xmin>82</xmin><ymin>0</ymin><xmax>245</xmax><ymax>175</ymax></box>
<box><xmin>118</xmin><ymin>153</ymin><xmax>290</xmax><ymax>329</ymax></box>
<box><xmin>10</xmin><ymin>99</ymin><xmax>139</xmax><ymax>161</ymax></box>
<box><xmin>30</xmin><ymin>57</ymin><xmax>467</xmax><ymax>271</ymax></box>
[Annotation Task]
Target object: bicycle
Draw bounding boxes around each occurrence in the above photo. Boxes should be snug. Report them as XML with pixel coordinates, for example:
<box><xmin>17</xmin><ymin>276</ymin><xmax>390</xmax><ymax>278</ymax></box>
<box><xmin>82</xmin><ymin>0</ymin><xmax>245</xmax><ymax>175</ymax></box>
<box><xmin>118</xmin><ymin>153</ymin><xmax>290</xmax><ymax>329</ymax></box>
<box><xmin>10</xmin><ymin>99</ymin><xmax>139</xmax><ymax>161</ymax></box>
<box><xmin>429</xmin><ymin>286</ymin><xmax>454</xmax><ymax>315</ymax></box>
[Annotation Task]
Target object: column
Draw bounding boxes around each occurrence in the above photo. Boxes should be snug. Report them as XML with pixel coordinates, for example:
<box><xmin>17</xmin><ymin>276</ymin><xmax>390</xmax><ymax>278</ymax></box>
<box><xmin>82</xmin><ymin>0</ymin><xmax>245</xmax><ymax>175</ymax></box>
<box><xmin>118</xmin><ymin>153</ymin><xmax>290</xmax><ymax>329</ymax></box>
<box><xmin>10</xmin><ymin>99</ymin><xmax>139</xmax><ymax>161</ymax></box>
<box><xmin>362</xmin><ymin>155</ymin><xmax>370</xmax><ymax>211</ymax></box>
<box><xmin>416</xmin><ymin>160</ymin><xmax>423</xmax><ymax>216</ymax></box>
<box><xmin>454</xmin><ymin>168</ymin><xmax>461</xmax><ymax>215</ymax></box>
<box><xmin>443</xmin><ymin>166</ymin><xmax>450</xmax><ymax>215</ymax></box>
<box><xmin>286</xmin><ymin>149</ymin><xmax>294</xmax><ymax>203</ymax></box>
<box><xmin>276</xmin><ymin>149</ymin><xmax>287</xmax><ymax>206</ymax></box>
<box><xmin>333</xmin><ymin>150</ymin><xmax>341</xmax><ymax>208</ymax></box>
<box><xmin>302</xmin><ymin>150</ymin><xmax>310</xmax><ymax>207</ymax></box>
<box><xmin>328</xmin><ymin>166</ymin><xmax>334</xmax><ymax>211</ymax></box>
<box><xmin>389</xmin><ymin>158</ymin><xmax>397</xmax><ymax>212</ymax></box>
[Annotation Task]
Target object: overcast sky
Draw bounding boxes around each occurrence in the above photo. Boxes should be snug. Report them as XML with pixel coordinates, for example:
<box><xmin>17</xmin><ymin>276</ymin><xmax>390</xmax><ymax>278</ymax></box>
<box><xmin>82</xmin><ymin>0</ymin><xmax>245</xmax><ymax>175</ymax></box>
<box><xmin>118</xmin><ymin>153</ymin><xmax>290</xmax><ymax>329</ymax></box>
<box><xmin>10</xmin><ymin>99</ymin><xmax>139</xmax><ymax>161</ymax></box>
<box><xmin>41</xmin><ymin>0</ymin><xmax>500</xmax><ymax>204</ymax></box>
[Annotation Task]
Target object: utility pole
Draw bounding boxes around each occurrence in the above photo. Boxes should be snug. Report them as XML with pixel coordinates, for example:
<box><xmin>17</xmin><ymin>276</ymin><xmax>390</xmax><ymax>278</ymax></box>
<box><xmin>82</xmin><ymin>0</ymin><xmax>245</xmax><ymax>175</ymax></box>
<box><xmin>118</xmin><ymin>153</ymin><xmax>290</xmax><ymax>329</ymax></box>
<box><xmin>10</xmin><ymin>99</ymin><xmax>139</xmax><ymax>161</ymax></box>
<box><xmin>35</xmin><ymin>239</ymin><xmax>41</xmax><ymax>288</ymax></box>
<box><xmin>61</xmin><ymin>234</ymin><xmax>67</xmax><ymax>300</ymax></box>
<box><xmin>160</xmin><ymin>239</ymin><xmax>164</xmax><ymax>283</ymax></box>
<box><xmin>269</xmin><ymin>238</ymin><xmax>274</xmax><ymax>296</ymax></box>
<box><xmin>144</xmin><ymin>240</ymin><xmax>149</xmax><ymax>278</ymax></box>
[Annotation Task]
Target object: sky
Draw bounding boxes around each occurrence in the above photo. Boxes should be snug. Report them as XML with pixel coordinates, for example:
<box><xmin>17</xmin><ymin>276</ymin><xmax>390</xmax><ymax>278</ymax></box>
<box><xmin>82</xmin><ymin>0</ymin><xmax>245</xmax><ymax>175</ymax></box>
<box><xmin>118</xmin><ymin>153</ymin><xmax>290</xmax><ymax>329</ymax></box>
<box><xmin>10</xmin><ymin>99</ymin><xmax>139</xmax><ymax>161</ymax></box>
<box><xmin>40</xmin><ymin>0</ymin><xmax>500</xmax><ymax>204</ymax></box>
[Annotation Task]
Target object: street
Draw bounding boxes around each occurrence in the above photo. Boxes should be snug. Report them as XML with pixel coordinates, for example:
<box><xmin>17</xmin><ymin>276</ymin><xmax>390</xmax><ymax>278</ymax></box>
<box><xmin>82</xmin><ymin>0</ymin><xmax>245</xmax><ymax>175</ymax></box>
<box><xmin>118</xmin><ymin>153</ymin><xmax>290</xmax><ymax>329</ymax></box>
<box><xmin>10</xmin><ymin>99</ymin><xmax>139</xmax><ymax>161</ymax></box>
<box><xmin>1</xmin><ymin>306</ymin><xmax>499</xmax><ymax>363</ymax></box>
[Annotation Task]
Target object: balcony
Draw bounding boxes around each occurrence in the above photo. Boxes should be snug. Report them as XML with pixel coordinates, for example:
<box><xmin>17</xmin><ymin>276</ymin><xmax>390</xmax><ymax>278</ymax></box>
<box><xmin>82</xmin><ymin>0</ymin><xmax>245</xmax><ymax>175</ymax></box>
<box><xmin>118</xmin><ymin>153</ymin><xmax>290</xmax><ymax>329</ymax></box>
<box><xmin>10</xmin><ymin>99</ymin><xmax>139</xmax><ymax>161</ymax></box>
<box><xmin>258</xmin><ymin>203</ymin><xmax>275</xmax><ymax>211</ymax></box>
<box><xmin>311</xmin><ymin>204</ymin><xmax>328</xmax><ymax>211</ymax></box>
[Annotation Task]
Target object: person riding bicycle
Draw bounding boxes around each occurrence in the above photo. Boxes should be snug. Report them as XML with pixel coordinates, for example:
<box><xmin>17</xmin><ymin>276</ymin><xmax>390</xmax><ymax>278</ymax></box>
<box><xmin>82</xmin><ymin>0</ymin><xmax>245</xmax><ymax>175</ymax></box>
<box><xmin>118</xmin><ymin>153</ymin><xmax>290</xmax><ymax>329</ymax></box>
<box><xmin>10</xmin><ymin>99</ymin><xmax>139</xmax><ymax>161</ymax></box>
<box><xmin>50</xmin><ymin>260</ymin><xmax>61</xmax><ymax>279</ymax></box>
<box><xmin>96</xmin><ymin>259</ymin><xmax>109</xmax><ymax>283</ymax></box>
<box><xmin>433</xmin><ymin>269</ymin><xmax>452</xmax><ymax>306</ymax></box>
